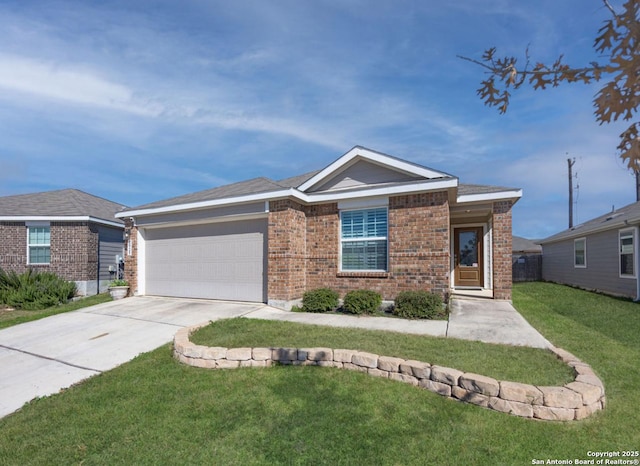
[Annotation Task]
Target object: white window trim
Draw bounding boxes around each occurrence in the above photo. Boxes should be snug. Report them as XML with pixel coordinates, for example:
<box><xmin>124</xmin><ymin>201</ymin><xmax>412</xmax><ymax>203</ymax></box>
<box><xmin>339</xmin><ymin>207</ymin><xmax>389</xmax><ymax>273</ymax></box>
<box><xmin>574</xmin><ymin>237</ymin><xmax>587</xmax><ymax>268</ymax></box>
<box><xmin>619</xmin><ymin>227</ymin><xmax>636</xmax><ymax>279</ymax></box>
<box><xmin>26</xmin><ymin>223</ymin><xmax>51</xmax><ymax>265</ymax></box>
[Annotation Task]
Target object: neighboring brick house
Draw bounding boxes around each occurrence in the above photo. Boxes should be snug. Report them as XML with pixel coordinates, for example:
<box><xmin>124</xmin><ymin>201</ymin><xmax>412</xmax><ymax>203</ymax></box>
<box><xmin>117</xmin><ymin>146</ymin><xmax>521</xmax><ymax>307</ymax></box>
<box><xmin>0</xmin><ymin>189</ymin><xmax>127</xmax><ymax>295</ymax></box>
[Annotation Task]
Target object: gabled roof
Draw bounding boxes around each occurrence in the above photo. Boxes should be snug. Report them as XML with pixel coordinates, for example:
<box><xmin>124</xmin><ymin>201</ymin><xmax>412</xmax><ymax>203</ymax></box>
<box><xmin>540</xmin><ymin>200</ymin><xmax>640</xmax><ymax>244</ymax></box>
<box><xmin>297</xmin><ymin>146</ymin><xmax>454</xmax><ymax>192</ymax></box>
<box><xmin>0</xmin><ymin>189</ymin><xmax>127</xmax><ymax>227</ymax></box>
<box><xmin>118</xmin><ymin>146</ymin><xmax>521</xmax><ymax>218</ymax></box>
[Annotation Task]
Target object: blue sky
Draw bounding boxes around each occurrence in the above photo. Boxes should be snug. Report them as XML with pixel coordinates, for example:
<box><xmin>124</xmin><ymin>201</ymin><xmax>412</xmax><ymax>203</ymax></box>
<box><xmin>0</xmin><ymin>0</ymin><xmax>634</xmax><ymax>239</ymax></box>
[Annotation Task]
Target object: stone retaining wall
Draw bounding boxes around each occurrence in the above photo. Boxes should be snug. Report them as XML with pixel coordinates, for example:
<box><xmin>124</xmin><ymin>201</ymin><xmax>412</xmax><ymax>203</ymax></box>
<box><xmin>173</xmin><ymin>323</ymin><xmax>605</xmax><ymax>421</ymax></box>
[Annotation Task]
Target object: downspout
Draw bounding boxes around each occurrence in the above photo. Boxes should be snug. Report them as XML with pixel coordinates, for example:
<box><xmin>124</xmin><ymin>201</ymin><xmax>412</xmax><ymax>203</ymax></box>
<box><xmin>633</xmin><ymin>225</ymin><xmax>640</xmax><ymax>301</ymax></box>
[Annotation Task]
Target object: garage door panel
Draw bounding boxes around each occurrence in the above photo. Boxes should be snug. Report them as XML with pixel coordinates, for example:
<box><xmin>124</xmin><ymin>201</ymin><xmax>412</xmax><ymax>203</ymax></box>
<box><xmin>144</xmin><ymin>219</ymin><xmax>266</xmax><ymax>302</ymax></box>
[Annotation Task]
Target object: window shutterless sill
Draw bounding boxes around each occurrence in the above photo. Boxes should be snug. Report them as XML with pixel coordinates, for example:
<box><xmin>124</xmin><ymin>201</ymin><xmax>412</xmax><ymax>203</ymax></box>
<box><xmin>337</xmin><ymin>271</ymin><xmax>390</xmax><ymax>278</ymax></box>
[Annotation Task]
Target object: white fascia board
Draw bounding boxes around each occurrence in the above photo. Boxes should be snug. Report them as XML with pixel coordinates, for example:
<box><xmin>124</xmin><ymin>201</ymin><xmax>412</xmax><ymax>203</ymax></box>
<box><xmin>456</xmin><ymin>189</ymin><xmax>523</xmax><ymax>204</ymax></box>
<box><xmin>0</xmin><ymin>216</ymin><xmax>124</xmax><ymax>229</ymax></box>
<box><xmin>298</xmin><ymin>146</ymin><xmax>452</xmax><ymax>192</ymax></box>
<box><xmin>116</xmin><ymin>189</ymin><xmax>295</xmax><ymax>218</ymax></box>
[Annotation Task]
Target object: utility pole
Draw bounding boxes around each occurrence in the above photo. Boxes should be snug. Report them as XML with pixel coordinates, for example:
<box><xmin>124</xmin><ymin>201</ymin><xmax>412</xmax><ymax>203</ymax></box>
<box><xmin>568</xmin><ymin>157</ymin><xmax>575</xmax><ymax>228</ymax></box>
<box><xmin>636</xmin><ymin>170</ymin><xmax>640</xmax><ymax>202</ymax></box>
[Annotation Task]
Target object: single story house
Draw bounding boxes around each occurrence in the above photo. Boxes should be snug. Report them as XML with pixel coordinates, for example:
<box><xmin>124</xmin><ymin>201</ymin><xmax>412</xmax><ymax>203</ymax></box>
<box><xmin>539</xmin><ymin>200</ymin><xmax>640</xmax><ymax>300</ymax></box>
<box><xmin>117</xmin><ymin>146</ymin><xmax>522</xmax><ymax>307</ymax></box>
<box><xmin>0</xmin><ymin>189</ymin><xmax>127</xmax><ymax>295</ymax></box>
<box><xmin>512</xmin><ymin>235</ymin><xmax>542</xmax><ymax>282</ymax></box>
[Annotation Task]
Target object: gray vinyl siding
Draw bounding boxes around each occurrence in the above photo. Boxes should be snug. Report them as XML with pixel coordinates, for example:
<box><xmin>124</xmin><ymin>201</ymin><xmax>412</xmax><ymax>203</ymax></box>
<box><xmin>542</xmin><ymin>228</ymin><xmax>637</xmax><ymax>298</ymax></box>
<box><xmin>97</xmin><ymin>225</ymin><xmax>124</xmax><ymax>292</ymax></box>
<box><xmin>135</xmin><ymin>202</ymin><xmax>267</xmax><ymax>227</ymax></box>
<box><xmin>311</xmin><ymin>160</ymin><xmax>421</xmax><ymax>192</ymax></box>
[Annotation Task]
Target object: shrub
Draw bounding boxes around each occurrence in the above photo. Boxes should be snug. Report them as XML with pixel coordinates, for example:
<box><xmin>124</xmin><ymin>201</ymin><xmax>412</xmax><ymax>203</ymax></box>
<box><xmin>343</xmin><ymin>290</ymin><xmax>382</xmax><ymax>315</ymax></box>
<box><xmin>302</xmin><ymin>288</ymin><xmax>339</xmax><ymax>313</ymax></box>
<box><xmin>393</xmin><ymin>290</ymin><xmax>443</xmax><ymax>319</ymax></box>
<box><xmin>0</xmin><ymin>268</ymin><xmax>76</xmax><ymax>310</ymax></box>
<box><xmin>109</xmin><ymin>279</ymin><xmax>129</xmax><ymax>287</ymax></box>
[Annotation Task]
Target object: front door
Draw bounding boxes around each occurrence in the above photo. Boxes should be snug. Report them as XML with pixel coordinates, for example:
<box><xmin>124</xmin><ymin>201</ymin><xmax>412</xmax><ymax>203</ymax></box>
<box><xmin>454</xmin><ymin>227</ymin><xmax>483</xmax><ymax>288</ymax></box>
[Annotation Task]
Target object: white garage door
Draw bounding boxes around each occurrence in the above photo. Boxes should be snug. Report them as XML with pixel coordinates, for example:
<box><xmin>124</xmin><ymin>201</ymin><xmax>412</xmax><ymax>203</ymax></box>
<box><xmin>144</xmin><ymin>219</ymin><xmax>267</xmax><ymax>302</ymax></box>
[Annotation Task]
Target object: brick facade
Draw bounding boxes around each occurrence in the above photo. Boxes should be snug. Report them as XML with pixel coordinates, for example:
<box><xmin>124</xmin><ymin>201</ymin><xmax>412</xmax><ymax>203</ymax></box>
<box><xmin>268</xmin><ymin>192</ymin><xmax>452</xmax><ymax>302</ymax></box>
<box><xmin>492</xmin><ymin>201</ymin><xmax>514</xmax><ymax>300</ymax></box>
<box><xmin>126</xmin><ymin>193</ymin><xmax>515</xmax><ymax>304</ymax></box>
<box><xmin>0</xmin><ymin>221</ymin><xmax>98</xmax><ymax>281</ymax></box>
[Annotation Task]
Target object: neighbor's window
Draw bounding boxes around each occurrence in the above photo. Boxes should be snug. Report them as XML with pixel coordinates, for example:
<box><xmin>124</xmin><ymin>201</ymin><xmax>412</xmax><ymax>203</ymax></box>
<box><xmin>619</xmin><ymin>229</ymin><xmax>635</xmax><ymax>277</ymax></box>
<box><xmin>574</xmin><ymin>238</ymin><xmax>586</xmax><ymax>268</ymax></box>
<box><xmin>28</xmin><ymin>226</ymin><xmax>51</xmax><ymax>264</ymax></box>
<box><xmin>341</xmin><ymin>207</ymin><xmax>388</xmax><ymax>271</ymax></box>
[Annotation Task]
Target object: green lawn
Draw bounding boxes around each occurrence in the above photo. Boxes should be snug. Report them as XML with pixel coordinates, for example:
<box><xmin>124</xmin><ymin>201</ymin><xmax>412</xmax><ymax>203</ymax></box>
<box><xmin>0</xmin><ymin>282</ymin><xmax>638</xmax><ymax>465</ymax></box>
<box><xmin>0</xmin><ymin>293</ymin><xmax>112</xmax><ymax>329</ymax></box>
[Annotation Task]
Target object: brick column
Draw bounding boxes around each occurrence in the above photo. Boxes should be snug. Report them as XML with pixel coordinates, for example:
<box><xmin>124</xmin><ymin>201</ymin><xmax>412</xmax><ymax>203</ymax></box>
<box><xmin>492</xmin><ymin>201</ymin><xmax>513</xmax><ymax>300</ymax></box>
<box><xmin>267</xmin><ymin>200</ymin><xmax>307</xmax><ymax>304</ymax></box>
<box><xmin>124</xmin><ymin>218</ymin><xmax>138</xmax><ymax>295</ymax></box>
<box><xmin>389</xmin><ymin>192</ymin><xmax>450</xmax><ymax>298</ymax></box>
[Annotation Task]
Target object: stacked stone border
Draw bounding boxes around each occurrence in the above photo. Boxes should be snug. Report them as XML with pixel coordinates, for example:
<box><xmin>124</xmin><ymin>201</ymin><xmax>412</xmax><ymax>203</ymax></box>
<box><xmin>173</xmin><ymin>323</ymin><xmax>605</xmax><ymax>421</ymax></box>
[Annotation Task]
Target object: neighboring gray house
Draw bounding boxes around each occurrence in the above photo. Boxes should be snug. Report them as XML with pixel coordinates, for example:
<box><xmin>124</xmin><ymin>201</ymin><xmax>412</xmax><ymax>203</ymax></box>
<box><xmin>512</xmin><ymin>236</ymin><xmax>542</xmax><ymax>282</ymax></box>
<box><xmin>539</xmin><ymin>201</ymin><xmax>640</xmax><ymax>300</ymax></box>
<box><xmin>0</xmin><ymin>189</ymin><xmax>127</xmax><ymax>295</ymax></box>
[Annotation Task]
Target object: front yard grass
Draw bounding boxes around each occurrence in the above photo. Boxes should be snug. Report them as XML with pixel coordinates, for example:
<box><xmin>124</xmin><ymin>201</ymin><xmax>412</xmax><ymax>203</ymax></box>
<box><xmin>0</xmin><ymin>293</ymin><xmax>112</xmax><ymax>329</ymax></box>
<box><xmin>0</xmin><ymin>282</ymin><xmax>638</xmax><ymax>464</ymax></box>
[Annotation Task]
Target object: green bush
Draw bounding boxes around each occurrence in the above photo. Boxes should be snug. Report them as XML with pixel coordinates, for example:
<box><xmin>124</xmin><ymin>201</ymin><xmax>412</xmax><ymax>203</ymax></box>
<box><xmin>343</xmin><ymin>290</ymin><xmax>382</xmax><ymax>315</ymax></box>
<box><xmin>393</xmin><ymin>290</ymin><xmax>443</xmax><ymax>319</ymax></box>
<box><xmin>302</xmin><ymin>288</ymin><xmax>339</xmax><ymax>313</ymax></box>
<box><xmin>0</xmin><ymin>268</ymin><xmax>76</xmax><ymax>310</ymax></box>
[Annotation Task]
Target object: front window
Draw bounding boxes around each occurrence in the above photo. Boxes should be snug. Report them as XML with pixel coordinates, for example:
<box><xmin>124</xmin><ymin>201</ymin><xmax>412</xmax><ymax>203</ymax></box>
<box><xmin>28</xmin><ymin>226</ymin><xmax>51</xmax><ymax>264</ymax></box>
<box><xmin>574</xmin><ymin>238</ymin><xmax>586</xmax><ymax>268</ymax></box>
<box><xmin>341</xmin><ymin>207</ymin><xmax>388</xmax><ymax>271</ymax></box>
<box><xmin>620</xmin><ymin>229</ymin><xmax>635</xmax><ymax>277</ymax></box>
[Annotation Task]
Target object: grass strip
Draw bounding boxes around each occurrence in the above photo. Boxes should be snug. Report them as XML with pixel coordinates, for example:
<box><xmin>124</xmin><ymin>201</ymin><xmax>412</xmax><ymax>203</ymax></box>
<box><xmin>191</xmin><ymin>318</ymin><xmax>573</xmax><ymax>385</ymax></box>
<box><xmin>0</xmin><ymin>293</ymin><xmax>112</xmax><ymax>329</ymax></box>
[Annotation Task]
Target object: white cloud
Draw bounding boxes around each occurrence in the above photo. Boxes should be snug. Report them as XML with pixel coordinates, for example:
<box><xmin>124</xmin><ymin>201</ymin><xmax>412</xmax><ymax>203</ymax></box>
<box><xmin>0</xmin><ymin>54</ymin><xmax>164</xmax><ymax>116</ymax></box>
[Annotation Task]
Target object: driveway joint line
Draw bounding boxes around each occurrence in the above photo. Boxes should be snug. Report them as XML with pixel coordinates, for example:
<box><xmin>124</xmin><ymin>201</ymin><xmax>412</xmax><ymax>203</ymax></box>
<box><xmin>0</xmin><ymin>344</ymin><xmax>102</xmax><ymax>374</ymax></box>
<box><xmin>81</xmin><ymin>312</ymin><xmax>187</xmax><ymax>327</ymax></box>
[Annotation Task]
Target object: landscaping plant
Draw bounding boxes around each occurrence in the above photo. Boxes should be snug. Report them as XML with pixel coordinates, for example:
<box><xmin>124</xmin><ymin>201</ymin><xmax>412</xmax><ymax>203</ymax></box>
<box><xmin>301</xmin><ymin>288</ymin><xmax>339</xmax><ymax>313</ymax></box>
<box><xmin>393</xmin><ymin>290</ymin><xmax>444</xmax><ymax>319</ymax></box>
<box><xmin>0</xmin><ymin>268</ymin><xmax>76</xmax><ymax>310</ymax></box>
<box><xmin>342</xmin><ymin>289</ymin><xmax>382</xmax><ymax>315</ymax></box>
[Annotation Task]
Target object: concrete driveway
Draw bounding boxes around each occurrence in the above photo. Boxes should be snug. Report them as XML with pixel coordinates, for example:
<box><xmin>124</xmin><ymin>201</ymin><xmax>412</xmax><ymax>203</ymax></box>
<box><xmin>0</xmin><ymin>294</ymin><xmax>550</xmax><ymax>419</ymax></box>
<box><xmin>0</xmin><ymin>297</ymin><xmax>266</xmax><ymax>418</ymax></box>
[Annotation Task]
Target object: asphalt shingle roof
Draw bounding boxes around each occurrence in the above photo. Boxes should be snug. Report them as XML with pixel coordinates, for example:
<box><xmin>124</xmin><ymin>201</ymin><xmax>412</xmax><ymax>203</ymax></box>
<box><xmin>540</xmin><ymin>200</ymin><xmax>640</xmax><ymax>244</ymax></box>
<box><xmin>512</xmin><ymin>235</ymin><xmax>542</xmax><ymax>253</ymax></box>
<box><xmin>0</xmin><ymin>189</ymin><xmax>128</xmax><ymax>224</ymax></box>
<box><xmin>458</xmin><ymin>183</ymin><xmax>519</xmax><ymax>196</ymax></box>
<box><xmin>127</xmin><ymin>177</ymin><xmax>286</xmax><ymax>211</ymax></box>
<box><xmin>121</xmin><ymin>161</ymin><xmax>519</xmax><ymax>214</ymax></box>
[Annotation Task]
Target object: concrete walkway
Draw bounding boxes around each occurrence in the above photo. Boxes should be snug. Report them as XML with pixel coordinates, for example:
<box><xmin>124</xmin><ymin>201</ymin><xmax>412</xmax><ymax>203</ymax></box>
<box><xmin>0</xmin><ymin>295</ymin><xmax>549</xmax><ymax>419</ymax></box>
<box><xmin>447</xmin><ymin>298</ymin><xmax>552</xmax><ymax>349</ymax></box>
